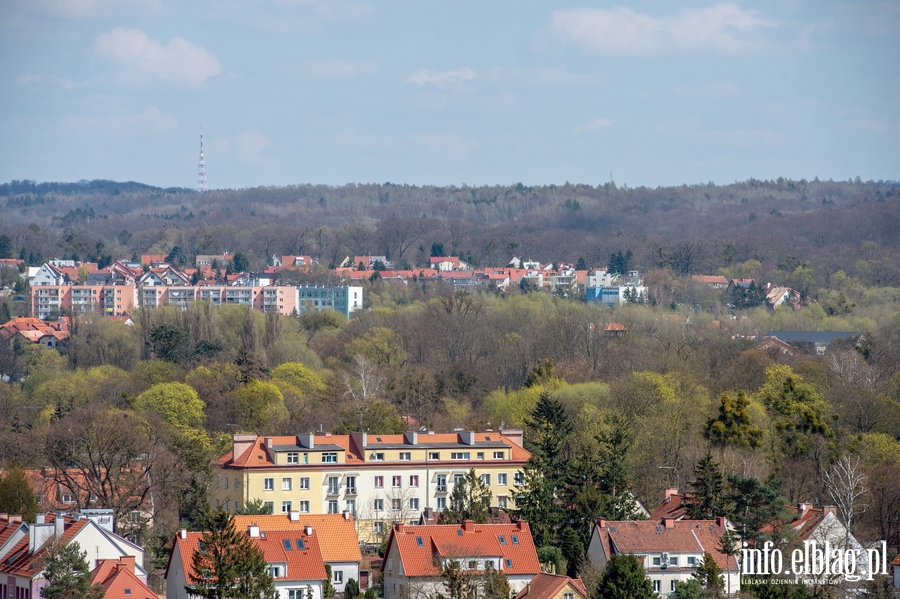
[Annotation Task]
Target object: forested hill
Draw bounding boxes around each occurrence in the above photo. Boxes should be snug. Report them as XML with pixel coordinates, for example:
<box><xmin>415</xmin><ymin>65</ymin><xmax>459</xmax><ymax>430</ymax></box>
<box><xmin>2</xmin><ymin>177</ymin><xmax>899</xmax><ymax>289</ymax></box>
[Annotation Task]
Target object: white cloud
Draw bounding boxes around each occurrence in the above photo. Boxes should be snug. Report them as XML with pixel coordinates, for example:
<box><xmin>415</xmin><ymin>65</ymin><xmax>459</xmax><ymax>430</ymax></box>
<box><xmin>304</xmin><ymin>58</ymin><xmax>378</xmax><ymax>80</ymax></box>
<box><xmin>487</xmin><ymin>65</ymin><xmax>600</xmax><ymax>87</ymax></box>
<box><xmin>574</xmin><ymin>118</ymin><xmax>614</xmax><ymax>134</ymax></box>
<box><xmin>409</xmin><ymin>132</ymin><xmax>475</xmax><ymax>157</ymax></box>
<box><xmin>95</xmin><ymin>28</ymin><xmax>221</xmax><ymax>86</ymax></box>
<box><xmin>547</xmin><ymin>3</ymin><xmax>777</xmax><ymax>55</ymax></box>
<box><xmin>407</xmin><ymin>67</ymin><xmax>476</xmax><ymax>89</ymax></box>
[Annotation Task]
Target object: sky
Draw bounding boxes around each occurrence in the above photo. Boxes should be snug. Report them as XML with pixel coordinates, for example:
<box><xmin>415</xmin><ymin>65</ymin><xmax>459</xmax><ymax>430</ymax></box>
<box><xmin>1</xmin><ymin>0</ymin><xmax>897</xmax><ymax>190</ymax></box>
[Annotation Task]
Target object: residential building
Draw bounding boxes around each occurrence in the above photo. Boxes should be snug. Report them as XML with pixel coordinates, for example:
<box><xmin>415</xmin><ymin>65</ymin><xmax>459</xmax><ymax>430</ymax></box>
<box><xmin>382</xmin><ymin>520</ymin><xmax>541</xmax><ymax>599</ymax></box>
<box><xmin>0</xmin><ymin>511</ymin><xmax>147</xmax><ymax>599</ymax></box>
<box><xmin>89</xmin><ymin>556</ymin><xmax>159</xmax><ymax>599</ymax></box>
<box><xmin>515</xmin><ymin>573</ymin><xmax>589</xmax><ymax>599</ymax></box>
<box><xmin>165</xmin><ymin>525</ymin><xmax>327</xmax><ymax>599</ymax></box>
<box><xmin>231</xmin><ymin>513</ymin><xmax>362</xmax><ymax>593</ymax></box>
<box><xmin>296</xmin><ymin>286</ymin><xmax>363</xmax><ymax>318</ymax></box>
<box><xmin>0</xmin><ymin>318</ymin><xmax>70</xmax><ymax>349</ymax></box>
<box><xmin>211</xmin><ymin>430</ymin><xmax>529</xmax><ymax>543</ymax></box>
<box><xmin>586</xmin><ymin>517</ymin><xmax>741</xmax><ymax>596</ymax></box>
<box><xmin>764</xmin><ymin>331</ymin><xmax>861</xmax><ymax>356</ymax></box>
<box><xmin>31</xmin><ymin>285</ymin><xmax>137</xmax><ymax>319</ymax></box>
<box><xmin>139</xmin><ymin>285</ymin><xmax>299</xmax><ymax>315</ymax></box>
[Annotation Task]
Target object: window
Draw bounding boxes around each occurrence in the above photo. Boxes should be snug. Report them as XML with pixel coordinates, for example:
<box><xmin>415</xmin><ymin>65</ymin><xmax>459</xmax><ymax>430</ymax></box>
<box><xmin>409</xmin><ymin>475</ymin><xmax>419</xmax><ymax>487</ymax></box>
<box><xmin>436</xmin><ymin>497</ymin><xmax>447</xmax><ymax>511</ymax></box>
<box><xmin>514</xmin><ymin>472</ymin><xmax>524</xmax><ymax>486</ymax></box>
<box><xmin>264</xmin><ymin>501</ymin><xmax>274</xmax><ymax>513</ymax></box>
<box><xmin>282</xmin><ymin>501</ymin><xmax>292</xmax><ymax>513</ymax></box>
<box><xmin>287</xmin><ymin>452</ymin><xmax>299</xmax><ymax>464</ymax></box>
<box><xmin>499</xmin><ymin>535</ymin><xmax>506</xmax><ymax>545</ymax></box>
<box><xmin>328</xmin><ymin>500</ymin><xmax>339</xmax><ymax>514</ymax></box>
<box><xmin>670</xmin><ymin>557</ymin><xmax>679</xmax><ymax>566</ymax></box>
<box><xmin>282</xmin><ymin>477</ymin><xmax>292</xmax><ymax>491</ymax></box>
<box><xmin>346</xmin><ymin>499</ymin><xmax>356</xmax><ymax>515</ymax></box>
<box><xmin>391</xmin><ymin>498</ymin><xmax>401</xmax><ymax>510</ymax></box>
<box><xmin>392</xmin><ymin>475</ymin><xmax>402</xmax><ymax>488</ymax></box>
<box><xmin>564</xmin><ymin>594</ymin><xmax>574</xmax><ymax>599</ymax></box>
<box><xmin>234</xmin><ymin>477</ymin><xmax>239</xmax><ymax>489</ymax></box>
<box><xmin>505</xmin><ymin>559</ymin><xmax>513</xmax><ymax>568</ymax></box>
<box><xmin>322</xmin><ymin>452</ymin><xmax>338</xmax><ymax>463</ymax></box>
<box><xmin>429</xmin><ymin>452</ymin><xmax>440</xmax><ymax>460</ymax></box>
<box><xmin>652</xmin><ymin>557</ymin><xmax>661</xmax><ymax>566</ymax></box>
<box><xmin>494</xmin><ymin>451</ymin><xmax>505</xmax><ymax>459</ymax></box>
<box><xmin>416</xmin><ymin>536</ymin><xmax>424</xmax><ymax>546</ymax></box>
<box><xmin>61</xmin><ymin>492</ymin><xmax>75</xmax><ymax>503</ymax></box>
<box><xmin>374</xmin><ymin>499</ymin><xmax>384</xmax><ymax>511</ymax></box>
<box><xmin>477</xmin><ymin>452</ymin><xmax>484</xmax><ymax>460</ymax></box>
<box><xmin>346</xmin><ymin>476</ymin><xmax>357</xmax><ymax>493</ymax></box>
<box><xmin>480</xmin><ymin>473</ymin><xmax>491</xmax><ymax>486</ymax></box>
<box><xmin>688</xmin><ymin>557</ymin><xmax>697</xmax><ymax>566</ymax></box>
<box><xmin>328</xmin><ymin>476</ymin><xmax>340</xmax><ymax>494</ymax></box>
<box><xmin>289</xmin><ymin>591</ymin><xmax>305</xmax><ymax>599</ymax></box>
<box><xmin>511</xmin><ymin>535</ymin><xmax>519</xmax><ymax>545</ymax></box>
<box><xmin>469</xmin><ymin>561</ymin><xmax>478</xmax><ymax>570</ymax></box>
<box><xmin>375</xmin><ymin>475</ymin><xmax>384</xmax><ymax>488</ymax></box>
<box><xmin>372</xmin><ymin>452</ymin><xmax>385</xmax><ymax>461</ymax></box>
<box><xmin>437</xmin><ymin>474</ymin><xmax>447</xmax><ymax>491</ymax></box>
<box><xmin>374</xmin><ymin>522</ymin><xmax>385</xmax><ymax>534</ymax></box>
<box><xmin>498</xmin><ymin>496</ymin><xmax>508</xmax><ymax>509</ymax></box>
<box><xmin>283</xmin><ymin>539</ymin><xmax>293</xmax><ymax>550</ymax></box>
<box><xmin>671</xmin><ymin>581</ymin><xmax>677</xmax><ymax>592</ymax></box>
<box><xmin>333</xmin><ymin>570</ymin><xmax>343</xmax><ymax>584</ymax></box>
<box><xmin>409</xmin><ymin>498</ymin><xmax>420</xmax><ymax>510</ymax></box>
<box><xmin>223</xmin><ymin>477</ymin><xmax>229</xmax><ymax>489</ymax></box>
<box><xmin>264</xmin><ymin>478</ymin><xmax>274</xmax><ymax>491</ymax></box>
<box><xmin>299</xmin><ymin>477</ymin><xmax>310</xmax><ymax>490</ymax></box>
<box><xmin>454</xmin><ymin>474</ymin><xmax>464</xmax><ymax>485</ymax></box>
<box><xmin>653</xmin><ymin>580</ymin><xmax>661</xmax><ymax>593</ymax></box>
<box><xmin>270</xmin><ymin>566</ymin><xmax>282</xmax><ymax>578</ymax></box>
<box><xmin>498</xmin><ymin>473</ymin><xmax>507</xmax><ymax>486</ymax></box>
<box><xmin>299</xmin><ymin>501</ymin><xmax>310</xmax><ymax>513</ymax></box>
<box><xmin>451</xmin><ymin>452</ymin><xmax>470</xmax><ymax>460</ymax></box>
<box><xmin>399</xmin><ymin>452</ymin><xmax>411</xmax><ymax>461</ymax></box>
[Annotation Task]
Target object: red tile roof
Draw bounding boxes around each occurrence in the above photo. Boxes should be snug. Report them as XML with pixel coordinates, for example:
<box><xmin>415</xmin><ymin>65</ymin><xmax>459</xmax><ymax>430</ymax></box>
<box><xmin>91</xmin><ymin>557</ymin><xmax>159</xmax><ymax>599</ymax></box>
<box><xmin>516</xmin><ymin>573</ymin><xmax>589</xmax><ymax>599</ymax></box>
<box><xmin>0</xmin><ymin>515</ymin><xmax>92</xmax><ymax>577</ymax></box>
<box><xmin>384</xmin><ymin>521</ymin><xmax>540</xmax><ymax>578</ymax></box>
<box><xmin>647</xmin><ymin>491</ymin><xmax>693</xmax><ymax>521</ymax></box>
<box><xmin>231</xmin><ymin>513</ymin><xmax>362</xmax><ymax>563</ymax></box>
<box><xmin>0</xmin><ymin>318</ymin><xmax>70</xmax><ymax>343</ymax></box>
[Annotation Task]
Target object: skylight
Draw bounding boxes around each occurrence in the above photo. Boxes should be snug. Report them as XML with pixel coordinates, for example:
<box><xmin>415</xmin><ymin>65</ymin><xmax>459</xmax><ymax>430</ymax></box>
<box><xmin>416</xmin><ymin>536</ymin><xmax>424</xmax><ymax>546</ymax></box>
<box><xmin>296</xmin><ymin>539</ymin><xmax>306</xmax><ymax>550</ymax></box>
<box><xmin>283</xmin><ymin>539</ymin><xmax>292</xmax><ymax>550</ymax></box>
<box><xmin>457</xmin><ymin>529</ymin><xmax>463</xmax><ymax>536</ymax></box>
<box><xmin>505</xmin><ymin>559</ymin><xmax>513</xmax><ymax>568</ymax></box>
<box><xmin>498</xmin><ymin>535</ymin><xmax>506</xmax><ymax>545</ymax></box>
<box><xmin>511</xmin><ymin>535</ymin><xmax>519</xmax><ymax>545</ymax></box>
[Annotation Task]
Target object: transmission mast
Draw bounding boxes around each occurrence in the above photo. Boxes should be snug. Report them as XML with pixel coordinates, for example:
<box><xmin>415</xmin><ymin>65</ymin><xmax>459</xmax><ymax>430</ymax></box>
<box><xmin>197</xmin><ymin>125</ymin><xmax>208</xmax><ymax>193</ymax></box>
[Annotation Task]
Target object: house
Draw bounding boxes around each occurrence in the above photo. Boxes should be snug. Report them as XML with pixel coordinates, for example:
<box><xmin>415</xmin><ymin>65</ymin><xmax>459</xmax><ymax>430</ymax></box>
<box><xmin>211</xmin><ymin>430</ymin><xmax>529</xmax><ymax>544</ymax></box>
<box><xmin>647</xmin><ymin>489</ymin><xmax>692</xmax><ymax>521</ymax></box>
<box><xmin>231</xmin><ymin>512</ymin><xmax>362</xmax><ymax>593</ymax></box>
<box><xmin>764</xmin><ymin>331</ymin><xmax>861</xmax><ymax>356</ymax></box>
<box><xmin>586</xmin><ymin>517</ymin><xmax>741</xmax><ymax>596</ymax></box>
<box><xmin>382</xmin><ymin>520</ymin><xmax>541</xmax><ymax>599</ymax></box>
<box><xmin>765</xmin><ymin>286</ymin><xmax>801</xmax><ymax>309</ymax></box>
<box><xmin>90</xmin><ymin>556</ymin><xmax>159</xmax><ymax>599</ymax></box>
<box><xmin>691</xmin><ymin>275</ymin><xmax>729</xmax><ymax>289</ymax></box>
<box><xmin>604</xmin><ymin>322</ymin><xmax>627</xmax><ymax>338</ymax></box>
<box><xmin>516</xmin><ymin>572</ymin><xmax>589</xmax><ymax>599</ymax></box>
<box><xmin>0</xmin><ymin>511</ymin><xmax>147</xmax><ymax>599</ymax></box>
<box><xmin>165</xmin><ymin>526</ymin><xmax>327</xmax><ymax>599</ymax></box>
<box><xmin>0</xmin><ymin>317</ymin><xmax>70</xmax><ymax>349</ymax></box>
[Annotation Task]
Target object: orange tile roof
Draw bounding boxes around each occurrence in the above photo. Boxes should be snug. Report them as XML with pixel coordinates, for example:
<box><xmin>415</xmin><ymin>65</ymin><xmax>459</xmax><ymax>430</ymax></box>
<box><xmin>0</xmin><ymin>317</ymin><xmax>70</xmax><ymax>343</ymax></box>
<box><xmin>231</xmin><ymin>514</ymin><xmax>362</xmax><ymax>562</ymax></box>
<box><xmin>594</xmin><ymin>519</ymin><xmax>738</xmax><ymax>572</ymax></box>
<box><xmin>647</xmin><ymin>491</ymin><xmax>693</xmax><ymax>521</ymax></box>
<box><xmin>91</xmin><ymin>557</ymin><xmax>159</xmax><ymax>599</ymax></box>
<box><xmin>385</xmin><ymin>521</ymin><xmax>540</xmax><ymax>578</ymax></box>
<box><xmin>516</xmin><ymin>573</ymin><xmax>588</xmax><ymax>599</ymax></box>
<box><xmin>0</xmin><ymin>515</ymin><xmax>92</xmax><ymax>577</ymax></box>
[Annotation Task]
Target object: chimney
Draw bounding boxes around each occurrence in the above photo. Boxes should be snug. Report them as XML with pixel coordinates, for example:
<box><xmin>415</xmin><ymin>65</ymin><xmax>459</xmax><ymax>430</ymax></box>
<box><xmin>462</xmin><ymin>520</ymin><xmax>474</xmax><ymax>532</ymax></box>
<box><xmin>289</xmin><ymin>511</ymin><xmax>300</xmax><ymax>522</ymax></box>
<box><xmin>663</xmin><ymin>517</ymin><xmax>675</xmax><ymax>529</ymax></box>
<box><xmin>54</xmin><ymin>513</ymin><xmax>65</xmax><ymax>539</ymax></box>
<box><xmin>664</xmin><ymin>488</ymin><xmax>679</xmax><ymax>502</ymax></box>
<box><xmin>117</xmin><ymin>555</ymin><xmax>136</xmax><ymax>574</ymax></box>
<box><xmin>404</xmin><ymin>431</ymin><xmax>418</xmax><ymax>445</ymax></box>
<box><xmin>423</xmin><ymin>507</ymin><xmax>433</xmax><ymax>521</ymax></box>
<box><xmin>343</xmin><ymin>510</ymin><xmax>351</xmax><ymax>521</ymax></box>
<box><xmin>265</xmin><ymin>437</ymin><xmax>273</xmax><ymax>448</ymax></box>
<box><xmin>797</xmin><ymin>503</ymin><xmax>808</xmax><ymax>515</ymax></box>
<box><xmin>598</xmin><ymin>518</ymin><xmax>607</xmax><ymax>529</ymax></box>
<box><xmin>501</xmin><ymin>429</ymin><xmax>523</xmax><ymax>448</ymax></box>
<box><xmin>29</xmin><ymin>523</ymin><xmax>54</xmax><ymax>553</ymax></box>
<box><xmin>715</xmin><ymin>516</ymin><xmax>726</xmax><ymax>529</ymax></box>
<box><xmin>516</xmin><ymin>520</ymin><xmax>528</xmax><ymax>531</ymax></box>
<box><xmin>297</xmin><ymin>433</ymin><xmax>315</xmax><ymax>449</ymax></box>
<box><xmin>395</xmin><ymin>522</ymin><xmax>404</xmax><ymax>534</ymax></box>
<box><xmin>248</xmin><ymin>525</ymin><xmax>260</xmax><ymax>538</ymax></box>
<box><xmin>823</xmin><ymin>506</ymin><xmax>837</xmax><ymax>517</ymax></box>
<box><xmin>305</xmin><ymin>525</ymin><xmax>313</xmax><ymax>536</ymax></box>
<box><xmin>232</xmin><ymin>434</ymin><xmax>258</xmax><ymax>461</ymax></box>
<box><xmin>179</xmin><ymin>529</ymin><xmax>187</xmax><ymax>540</ymax></box>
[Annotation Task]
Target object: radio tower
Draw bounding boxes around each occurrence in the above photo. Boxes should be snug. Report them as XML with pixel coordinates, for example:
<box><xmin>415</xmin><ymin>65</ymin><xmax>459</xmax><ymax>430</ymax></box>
<box><xmin>197</xmin><ymin>125</ymin><xmax>208</xmax><ymax>193</ymax></box>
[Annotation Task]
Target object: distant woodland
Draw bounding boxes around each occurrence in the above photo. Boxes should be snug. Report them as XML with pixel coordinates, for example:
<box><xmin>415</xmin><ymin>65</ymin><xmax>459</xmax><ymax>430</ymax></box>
<box><xmin>1</xmin><ymin>177</ymin><xmax>900</xmax><ymax>589</ymax></box>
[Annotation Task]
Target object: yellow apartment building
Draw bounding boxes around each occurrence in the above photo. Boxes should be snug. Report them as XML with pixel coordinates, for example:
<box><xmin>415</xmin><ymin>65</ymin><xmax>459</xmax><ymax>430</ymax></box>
<box><xmin>211</xmin><ymin>430</ymin><xmax>530</xmax><ymax>542</ymax></box>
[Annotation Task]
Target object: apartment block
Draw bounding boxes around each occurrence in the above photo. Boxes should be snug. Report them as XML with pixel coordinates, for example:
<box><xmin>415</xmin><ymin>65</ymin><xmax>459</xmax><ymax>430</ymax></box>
<box><xmin>139</xmin><ymin>285</ymin><xmax>300</xmax><ymax>315</ymax></box>
<box><xmin>211</xmin><ymin>430</ymin><xmax>529</xmax><ymax>542</ymax></box>
<box><xmin>32</xmin><ymin>285</ymin><xmax>137</xmax><ymax>319</ymax></box>
<box><xmin>296</xmin><ymin>286</ymin><xmax>363</xmax><ymax>318</ymax></box>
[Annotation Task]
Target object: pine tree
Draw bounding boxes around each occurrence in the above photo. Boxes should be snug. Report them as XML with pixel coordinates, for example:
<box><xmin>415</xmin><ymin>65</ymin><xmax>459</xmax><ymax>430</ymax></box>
<box><xmin>442</xmin><ymin>469</ymin><xmax>491</xmax><ymax>524</ymax></box>
<box><xmin>691</xmin><ymin>551</ymin><xmax>724</xmax><ymax>599</ymax></box>
<box><xmin>597</xmin><ymin>414</ymin><xmax>638</xmax><ymax>520</ymax></box>
<box><xmin>40</xmin><ymin>541</ymin><xmax>105</xmax><ymax>599</ymax></box>
<box><xmin>596</xmin><ymin>554</ymin><xmax>654</xmax><ymax>599</ymax></box>
<box><xmin>482</xmin><ymin>563</ymin><xmax>511</xmax><ymax>599</ymax></box>
<box><xmin>187</xmin><ymin>510</ymin><xmax>276</xmax><ymax>599</ymax></box>
<box><xmin>686</xmin><ymin>453</ymin><xmax>731</xmax><ymax>520</ymax></box>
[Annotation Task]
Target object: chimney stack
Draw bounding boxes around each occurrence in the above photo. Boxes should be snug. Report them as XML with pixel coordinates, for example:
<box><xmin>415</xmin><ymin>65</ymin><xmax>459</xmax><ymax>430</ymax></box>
<box><xmin>248</xmin><ymin>525</ymin><xmax>260</xmax><ymax>538</ymax></box>
<box><xmin>54</xmin><ymin>513</ymin><xmax>65</xmax><ymax>539</ymax></box>
<box><xmin>395</xmin><ymin>522</ymin><xmax>404</xmax><ymax>534</ymax></box>
<box><xmin>117</xmin><ymin>555</ymin><xmax>136</xmax><ymax>574</ymax></box>
<box><xmin>305</xmin><ymin>525</ymin><xmax>313</xmax><ymax>536</ymax></box>
<box><xmin>289</xmin><ymin>511</ymin><xmax>300</xmax><ymax>522</ymax></box>
<box><xmin>598</xmin><ymin>518</ymin><xmax>607</xmax><ymax>529</ymax></box>
<box><xmin>715</xmin><ymin>516</ymin><xmax>726</xmax><ymax>528</ymax></box>
<box><xmin>462</xmin><ymin>520</ymin><xmax>474</xmax><ymax>532</ymax></box>
<box><xmin>664</xmin><ymin>488</ymin><xmax>679</xmax><ymax>502</ymax></box>
<box><xmin>663</xmin><ymin>517</ymin><xmax>675</xmax><ymax>529</ymax></box>
<box><xmin>342</xmin><ymin>510</ymin><xmax>350</xmax><ymax>521</ymax></box>
<box><xmin>179</xmin><ymin>529</ymin><xmax>187</xmax><ymax>540</ymax></box>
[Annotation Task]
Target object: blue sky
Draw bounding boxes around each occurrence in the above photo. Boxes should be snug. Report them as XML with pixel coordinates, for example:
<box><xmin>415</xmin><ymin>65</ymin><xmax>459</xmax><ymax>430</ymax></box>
<box><xmin>1</xmin><ymin>0</ymin><xmax>897</xmax><ymax>189</ymax></box>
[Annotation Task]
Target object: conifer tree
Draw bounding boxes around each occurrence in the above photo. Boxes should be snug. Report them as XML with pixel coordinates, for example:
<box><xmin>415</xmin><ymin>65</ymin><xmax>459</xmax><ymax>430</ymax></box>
<box><xmin>596</xmin><ymin>554</ymin><xmax>654</xmax><ymax>599</ymax></box>
<box><xmin>40</xmin><ymin>541</ymin><xmax>105</xmax><ymax>599</ymax></box>
<box><xmin>687</xmin><ymin>453</ymin><xmax>732</xmax><ymax>520</ymax></box>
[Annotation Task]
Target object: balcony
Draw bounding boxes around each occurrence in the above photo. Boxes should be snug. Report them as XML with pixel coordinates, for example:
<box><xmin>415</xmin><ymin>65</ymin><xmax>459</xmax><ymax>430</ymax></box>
<box><xmin>327</xmin><ymin>486</ymin><xmax>340</xmax><ymax>496</ymax></box>
<box><xmin>345</xmin><ymin>486</ymin><xmax>357</xmax><ymax>496</ymax></box>
<box><xmin>436</xmin><ymin>485</ymin><xmax>448</xmax><ymax>493</ymax></box>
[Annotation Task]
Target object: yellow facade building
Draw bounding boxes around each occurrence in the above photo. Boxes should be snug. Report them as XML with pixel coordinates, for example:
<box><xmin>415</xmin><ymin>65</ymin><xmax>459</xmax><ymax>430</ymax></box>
<box><xmin>211</xmin><ymin>430</ymin><xmax>530</xmax><ymax>542</ymax></box>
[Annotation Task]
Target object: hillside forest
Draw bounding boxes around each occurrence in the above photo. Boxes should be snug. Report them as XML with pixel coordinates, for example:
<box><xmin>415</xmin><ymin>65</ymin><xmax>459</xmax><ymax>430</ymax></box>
<box><xmin>0</xmin><ymin>177</ymin><xmax>899</xmax><ymax>587</ymax></box>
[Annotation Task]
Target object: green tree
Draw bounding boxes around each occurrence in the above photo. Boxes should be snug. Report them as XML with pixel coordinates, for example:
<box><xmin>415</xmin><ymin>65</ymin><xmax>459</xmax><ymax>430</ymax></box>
<box><xmin>187</xmin><ymin>510</ymin><xmax>276</xmax><ymax>599</ymax></box>
<box><xmin>442</xmin><ymin>469</ymin><xmax>491</xmax><ymax>524</ymax></box>
<box><xmin>0</xmin><ymin>234</ymin><xmax>13</xmax><ymax>259</ymax></box>
<box><xmin>726</xmin><ymin>475</ymin><xmax>787</xmax><ymax>543</ymax></box>
<box><xmin>608</xmin><ymin>250</ymin><xmax>633</xmax><ymax>275</ymax></box>
<box><xmin>40</xmin><ymin>541</ymin><xmax>105</xmax><ymax>599</ymax></box>
<box><xmin>231</xmin><ymin>252</ymin><xmax>250</xmax><ymax>273</ymax></box>
<box><xmin>705</xmin><ymin>391</ymin><xmax>763</xmax><ymax>449</ymax></box>
<box><xmin>344</xmin><ymin>578</ymin><xmax>360</xmax><ymax>599</ymax></box>
<box><xmin>235</xmin><ymin>498</ymin><xmax>273</xmax><ymax>515</ymax></box>
<box><xmin>597</xmin><ymin>414</ymin><xmax>639</xmax><ymax>520</ymax></box>
<box><xmin>755</xmin><ymin>365</ymin><xmax>831</xmax><ymax>460</ymax></box>
<box><xmin>0</xmin><ymin>464</ymin><xmax>40</xmax><ymax>524</ymax></box>
<box><xmin>596</xmin><ymin>554</ymin><xmax>654</xmax><ymax>599</ymax></box>
<box><xmin>149</xmin><ymin>323</ymin><xmax>191</xmax><ymax>364</ymax></box>
<box><xmin>270</xmin><ymin>362</ymin><xmax>326</xmax><ymax>396</ymax></box>
<box><xmin>673</xmin><ymin>579</ymin><xmax>707</xmax><ymax>599</ymax></box>
<box><xmin>482</xmin><ymin>562</ymin><xmax>511</xmax><ymax>599</ymax></box>
<box><xmin>686</xmin><ymin>453</ymin><xmax>731</xmax><ymax>520</ymax></box>
<box><xmin>166</xmin><ymin>245</ymin><xmax>188</xmax><ymax>266</ymax></box>
<box><xmin>234</xmin><ymin>380</ymin><xmax>289</xmax><ymax>433</ymax></box>
<box><xmin>440</xmin><ymin>559</ymin><xmax>478</xmax><ymax>599</ymax></box>
<box><xmin>133</xmin><ymin>382</ymin><xmax>206</xmax><ymax>429</ymax></box>
<box><xmin>323</xmin><ymin>564</ymin><xmax>335</xmax><ymax>599</ymax></box>
<box><xmin>691</xmin><ymin>551</ymin><xmax>723</xmax><ymax>599</ymax></box>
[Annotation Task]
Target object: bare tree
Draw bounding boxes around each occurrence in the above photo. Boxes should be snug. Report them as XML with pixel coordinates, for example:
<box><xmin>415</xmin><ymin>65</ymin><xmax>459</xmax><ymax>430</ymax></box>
<box><xmin>823</xmin><ymin>455</ymin><xmax>867</xmax><ymax>541</ymax></box>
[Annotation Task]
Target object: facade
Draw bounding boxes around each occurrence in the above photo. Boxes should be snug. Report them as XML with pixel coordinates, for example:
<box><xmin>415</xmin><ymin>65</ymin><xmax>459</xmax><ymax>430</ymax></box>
<box><xmin>0</xmin><ymin>512</ymin><xmax>147</xmax><ymax>599</ymax></box>
<box><xmin>90</xmin><ymin>557</ymin><xmax>158</xmax><ymax>599</ymax></box>
<box><xmin>139</xmin><ymin>285</ymin><xmax>300</xmax><ymax>315</ymax></box>
<box><xmin>586</xmin><ymin>517</ymin><xmax>741</xmax><ymax>597</ymax></box>
<box><xmin>231</xmin><ymin>513</ymin><xmax>362</xmax><ymax>593</ymax></box>
<box><xmin>382</xmin><ymin>520</ymin><xmax>541</xmax><ymax>599</ymax></box>
<box><xmin>166</xmin><ymin>526</ymin><xmax>327</xmax><ymax>599</ymax></box>
<box><xmin>211</xmin><ymin>430</ymin><xmax>529</xmax><ymax>543</ymax></box>
<box><xmin>296</xmin><ymin>286</ymin><xmax>363</xmax><ymax>318</ymax></box>
<box><xmin>0</xmin><ymin>318</ymin><xmax>70</xmax><ymax>349</ymax></box>
<box><xmin>516</xmin><ymin>573</ymin><xmax>589</xmax><ymax>599</ymax></box>
<box><xmin>31</xmin><ymin>285</ymin><xmax>136</xmax><ymax>319</ymax></box>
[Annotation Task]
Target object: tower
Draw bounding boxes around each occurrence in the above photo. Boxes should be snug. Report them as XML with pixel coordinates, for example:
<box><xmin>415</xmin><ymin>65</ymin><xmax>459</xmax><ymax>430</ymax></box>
<box><xmin>197</xmin><ymin>125</ymin><xmax>208</xmax><ymax>193</ymax></box>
